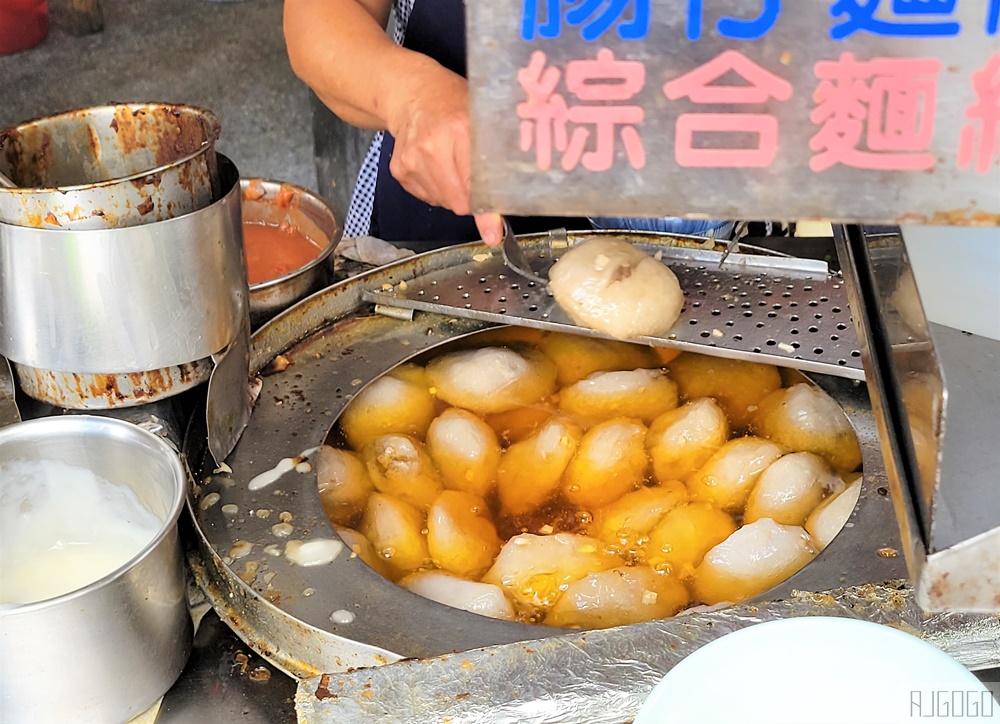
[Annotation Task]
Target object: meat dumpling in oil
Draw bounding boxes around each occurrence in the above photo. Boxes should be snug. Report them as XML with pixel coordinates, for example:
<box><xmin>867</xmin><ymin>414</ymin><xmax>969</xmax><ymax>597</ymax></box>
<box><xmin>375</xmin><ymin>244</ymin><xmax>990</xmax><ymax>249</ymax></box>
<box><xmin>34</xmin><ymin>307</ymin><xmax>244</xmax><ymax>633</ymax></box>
<box><xmin>667</xmin><ymin>354</ymin><xmax>782</xmax><ymax>431</ymax></box>
<box><xmin>686</xmin><ymin>437</ymin><xmax>784</xmax><ymax>514</ymax></box>
<box><xmin>400</xmin><ymin>571</ymin><xmax>515</xmax><ymax>621</ymax></box>
<box><xmin>805</xmin><ymin>475</ymin><xmax>862</xmax><ymax>550</ymax></box>
<box><xmin>558</xmin><ymin>368</ymin><xmax>679</xmax><ymax>426</ymax></box>
<box><xmin>693</xmin><ymin>518</ymin><xmax>817</xmax><ymax>605</ymax></box>
<box><xmin>360</xmin><ymin>434</ymin><xmax>443</xmax><ymax>511</ymax></box>
<box><xmin>745</xmin><ymin>452</ymin><xmax>844</xmax><ymax>526</ymax></box>
<box><xmin>426</xmin><ymin>491</ymin><xmax>501</xmax><ymax>579</ymax></box>
<box><xmin>333</xmin><ymin>525</ymin><xmax>393</xmax><ymax>578</ymax></box>
<box><xmin>546</xmin><ymin>566</ymin><xmax>689</xmax><ymax>629</ymax></box>
<box><xmin>751</xmin><ymin>383</ymin><xmax>863</xmax><ymax>473</ymax></box>
<box><xmin>315</xmin><ymin>446</ymin><xmax>373</xmax><ymax>527</ymax></box>
<box><xmin>497</xmin><ymin>417</ymin><xmax>582</xmax><ymax>516</ymax></box>
<box><xmin>590</xmin><ymin>483</ymin><xmax>688</xmax><ymax>556</ymax></box>
<box><xmin>425</xmin><ymin>408</ymin><xmax>501</xmax><ymax>498</ymax></box>
<box><xmin>483</xmin><ymin>533</ymin><xmax>623</xmax><ymax>614</ymax></box>
<box><xmin>338</xmin><ymin>368</ymin><xmax>437</xmax><ymax>449</ymax></box>
<box><xmin>360</xmin><ymin>493</ymin><xmax>430</xmax><ymax>579</ymax></box>
<box><xmin>644</xmin><ymin>503</ymin><xmax>737</xmax><ymax>579</ymax></box>
<box><xmin>646</xmin><ymin>398</ymin><xmax>730</xmax><ymax>483</ymax></box>
<box><xmin>537</xmin><ymin>332</ymin><xmax>658</xmax><ymax>386</ymax></box>
<box><xmin>484</xmin><ymin>403</ymin><xmax>554</xmax><ymax>446</ymax></box>
<box><xmin>426</xmin><ymin>346</ymin><xmax>557</xmax><ymax>414</ymax></box>
<box><xmin>562</xmin><ymin>418</ymin><xmax>649</xmax><ymax>509</ymax></box>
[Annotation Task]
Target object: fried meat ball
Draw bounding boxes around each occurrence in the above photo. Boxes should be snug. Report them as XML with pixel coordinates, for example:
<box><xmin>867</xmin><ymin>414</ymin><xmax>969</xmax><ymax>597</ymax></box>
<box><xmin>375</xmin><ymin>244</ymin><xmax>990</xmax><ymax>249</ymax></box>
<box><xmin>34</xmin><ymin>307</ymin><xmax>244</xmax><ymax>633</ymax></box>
<box><xmin>646</xmin><ymin>398</ymin><xmax>730</xmax><ymax>483</ymax></box>
<box><xmin>745</xmin><ymin>452</ymin><xmax>845</xmax><ymax>527</ymax></box>
<box><xmin>360</xmin><ymin>434</ymin><xmax>443</xmax><ymax>511</ymax></box>
<box><xmin>483</xmin><ymin>533</ymin><xmax>623</xmax><ymax>612</ymax></box>
<box><xmin>338</xmin><ymin>369</ymin><xmax>437</xmax><ymax>449</ymax></box>
<box><xmin>537</xmin><ymin>332</ymin><xmax>658</xmax><ymax>386</ymax></box>
<box><xmin>562</xmin><ymin>418</ymin><xmax>649</xmax><ymax>509</ymax></box>
<box><xmin>693</xmin><ymin>518</ymin><xmax>817</xmax><ymax>605</ymax></box>
<box><xmin>686</xmin><ymin>437</ymin><xmax>784</xmax><ymax>513</ymax></box>
<box><xmin>557</xmin><ymin>368</ymin><xmax>679</xmax><ymax>425</ymax></box>
<box><xmin>644</xmin><ymin>503</ymin><xmax>737</xmax><ymax>579</ymax></box>
<box><xmin>590</xmin><ymin>483</ymin><xmax>689</xmax><ymax>554</ymax></box>
<box><xmin>426</xmin><ymin>346</ymin><xmax>557</xmax><ymax>414</ymax></box>
<box><xmin>426</xmin><ymin>491</ymin><xmax>501</xmax><ymax>578</ymax></box>
<box><xmin>546</xmin><ymin>566</ymin><xmax>689</xmax><ymax>629</ymax></box>
<box><xmin>497</xmin><ymin>417</ymin><xmax>582</xmax><ymax>516</ymax></box>
<box><xmin>360</xmin><ymin>493</ymin><xmax>430</xmax><ymax>579</ymax></box>
<box><xmin>666</xmin><ymin>354</ymin><xmax>782</xmax><ymax>430</ymax></box>
<box><xmin>400</xmin><ymin>571</ymin><xmax>515</xmax><ymax>621</ymax></box>
<box><xmin>751</xmin><ymin>383</ymin><xmax>863</xmax><ymax>472</ymax></box>
<box><xmin>805</xmin><ymin>475</ymin><xmax>862</xmax><ymax>550</ymax></box>
<box><xmin>425</xmin><ymin>408</ymin><xmax>501</xmax><ymax>498</ymax></box>
<box><xmin>548</xmin><ymin>238</ymin><xmax>684</xmax><ymax>340</ymax></box>
<box><xmin>316</xmin><ymin>446</ymin><xmax>374</xmax><ymax>527</ymax></box>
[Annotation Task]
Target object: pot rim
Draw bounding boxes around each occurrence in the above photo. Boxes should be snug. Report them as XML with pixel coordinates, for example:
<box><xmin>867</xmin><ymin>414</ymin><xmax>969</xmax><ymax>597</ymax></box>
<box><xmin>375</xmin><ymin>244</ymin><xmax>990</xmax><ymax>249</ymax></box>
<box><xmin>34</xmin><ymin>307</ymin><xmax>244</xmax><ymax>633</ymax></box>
<box><xmin>0</xmin><ymin>415</ymin><xmax>187</xmax><ymax>616</ymax></box>
<box><xmin>241</xmin><ymin>177</ymin><xmax>342</xmax><ymax>292</ymax></box>
<box><xmin>0</xmin><ymin>102</ymin><xmax>221</xmax><ymax>194</ymax></box>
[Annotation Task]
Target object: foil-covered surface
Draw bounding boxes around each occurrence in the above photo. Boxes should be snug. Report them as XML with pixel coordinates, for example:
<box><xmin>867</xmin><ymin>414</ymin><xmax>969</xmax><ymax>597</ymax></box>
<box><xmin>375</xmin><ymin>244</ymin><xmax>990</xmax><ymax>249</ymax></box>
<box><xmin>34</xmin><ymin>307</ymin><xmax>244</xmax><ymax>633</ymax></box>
<box><xmin>295</xmin><ymin>582</ymin><xmax>1000</xmax><ymax>724</ymax></box>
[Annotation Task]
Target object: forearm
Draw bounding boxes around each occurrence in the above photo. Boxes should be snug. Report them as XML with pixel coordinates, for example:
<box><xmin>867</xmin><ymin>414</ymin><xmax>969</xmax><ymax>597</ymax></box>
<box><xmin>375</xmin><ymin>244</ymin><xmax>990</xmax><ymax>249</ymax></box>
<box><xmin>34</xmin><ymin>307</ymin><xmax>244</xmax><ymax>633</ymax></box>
<box><xmin>284</xmin><ymin>0</ymin><xmax>453</xmax><ymax>133</ymax></box>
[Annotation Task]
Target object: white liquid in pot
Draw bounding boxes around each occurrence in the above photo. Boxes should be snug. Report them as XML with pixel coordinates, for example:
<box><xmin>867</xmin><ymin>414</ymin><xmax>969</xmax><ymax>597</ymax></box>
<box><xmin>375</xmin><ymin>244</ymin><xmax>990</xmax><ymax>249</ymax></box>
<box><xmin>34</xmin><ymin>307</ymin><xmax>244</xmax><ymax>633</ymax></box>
<box><xmin>0</xmin><ymin>459</ymin><xmax>163</xmax><ymax>605</ymax></box>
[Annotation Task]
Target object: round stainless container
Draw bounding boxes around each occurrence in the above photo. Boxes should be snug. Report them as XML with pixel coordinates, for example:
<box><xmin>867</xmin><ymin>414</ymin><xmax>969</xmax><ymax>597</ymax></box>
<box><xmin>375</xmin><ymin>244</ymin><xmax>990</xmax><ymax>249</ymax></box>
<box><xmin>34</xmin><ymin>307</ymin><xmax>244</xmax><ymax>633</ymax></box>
<box><xmin>0</xmin><ymin>415</ymin><xmax>192</xmax><ymax>723</ymax></box>
<box><xmin>0</xmin><ymin>103</ymin><xmax>221</xmax><ymax>230</ymax></box>
<box><xmin>0</xmin><ymin>155</ymin><xmax>247</xmax><ymax>376</ymax></box>
<box><xmin>242</xmin><ymin>178</ymin><xmax>342</xmax><ymax>329</ymax></box>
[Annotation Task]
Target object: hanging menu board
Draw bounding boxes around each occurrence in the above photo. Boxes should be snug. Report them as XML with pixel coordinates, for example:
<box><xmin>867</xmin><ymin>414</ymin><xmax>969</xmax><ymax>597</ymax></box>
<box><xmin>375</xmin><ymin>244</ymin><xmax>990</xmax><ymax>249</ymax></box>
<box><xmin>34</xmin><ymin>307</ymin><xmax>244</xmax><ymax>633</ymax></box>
<box><xmin>467</xmin><ymin>0</ymin><xmax>1000</xmax><ymax>225</ymax></box>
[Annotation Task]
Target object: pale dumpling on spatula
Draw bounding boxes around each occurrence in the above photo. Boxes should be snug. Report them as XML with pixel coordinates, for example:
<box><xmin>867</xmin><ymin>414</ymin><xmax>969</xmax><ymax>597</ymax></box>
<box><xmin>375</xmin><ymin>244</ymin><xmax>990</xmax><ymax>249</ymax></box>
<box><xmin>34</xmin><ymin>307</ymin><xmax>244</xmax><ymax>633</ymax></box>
<box><xmin>549</xmin><ymin>238</ymin><xmax>684</xmax><ymax>340</ymax></box>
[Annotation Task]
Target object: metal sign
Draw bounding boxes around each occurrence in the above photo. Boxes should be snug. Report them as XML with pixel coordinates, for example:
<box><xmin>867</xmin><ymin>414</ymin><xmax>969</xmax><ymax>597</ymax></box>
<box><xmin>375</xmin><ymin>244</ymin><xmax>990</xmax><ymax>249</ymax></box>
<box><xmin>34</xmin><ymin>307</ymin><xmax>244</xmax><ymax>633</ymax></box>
<box><xmin>468</xmin><ymin>1</ymin><xmax>1000</xmax><ymax>225</ymax></box>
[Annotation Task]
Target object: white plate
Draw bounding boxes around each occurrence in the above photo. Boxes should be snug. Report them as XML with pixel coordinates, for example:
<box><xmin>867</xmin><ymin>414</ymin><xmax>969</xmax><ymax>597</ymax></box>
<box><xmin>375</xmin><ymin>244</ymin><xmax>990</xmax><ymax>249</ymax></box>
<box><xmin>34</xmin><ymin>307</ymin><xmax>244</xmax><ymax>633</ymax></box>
<box><xmin>634</xmin><ymin>617</ymin><xmax>999</xmax><ymax>724</ymax></box>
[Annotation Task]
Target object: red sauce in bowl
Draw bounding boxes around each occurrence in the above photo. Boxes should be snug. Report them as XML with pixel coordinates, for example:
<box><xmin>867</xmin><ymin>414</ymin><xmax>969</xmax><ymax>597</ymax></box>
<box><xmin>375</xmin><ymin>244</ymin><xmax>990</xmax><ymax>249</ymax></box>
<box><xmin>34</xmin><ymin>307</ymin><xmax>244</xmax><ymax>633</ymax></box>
<box><xmin>243</xmin><ymin>222</ymin><xmax>323</xmax><ymax>285</ymax></box>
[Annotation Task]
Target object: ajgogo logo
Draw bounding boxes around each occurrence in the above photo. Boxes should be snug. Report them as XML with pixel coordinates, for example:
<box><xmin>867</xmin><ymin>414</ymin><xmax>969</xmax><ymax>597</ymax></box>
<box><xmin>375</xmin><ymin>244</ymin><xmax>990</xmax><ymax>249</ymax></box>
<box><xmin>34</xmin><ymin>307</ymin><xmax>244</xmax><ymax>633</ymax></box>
<box><xmin>910</xmin><ymin>689</ymin><xmax>998</xmax><ymax>718</ymax></box>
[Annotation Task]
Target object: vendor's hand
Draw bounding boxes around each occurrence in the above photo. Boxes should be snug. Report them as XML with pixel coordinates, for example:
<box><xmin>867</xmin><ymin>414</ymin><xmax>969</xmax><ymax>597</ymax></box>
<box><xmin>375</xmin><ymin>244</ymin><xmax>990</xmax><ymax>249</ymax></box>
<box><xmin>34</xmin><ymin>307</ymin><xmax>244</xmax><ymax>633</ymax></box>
<box><xmin>385</xmin><ymin>62</ymin><xmax>503</xmax><ymax>247</ymax></box>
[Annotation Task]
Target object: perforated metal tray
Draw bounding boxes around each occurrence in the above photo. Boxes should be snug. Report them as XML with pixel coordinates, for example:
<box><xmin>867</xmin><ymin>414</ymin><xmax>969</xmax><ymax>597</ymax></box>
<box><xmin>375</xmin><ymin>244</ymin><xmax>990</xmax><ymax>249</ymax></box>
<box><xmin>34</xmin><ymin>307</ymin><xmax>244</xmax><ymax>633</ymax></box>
<box><xmin>363</xmin><ymin>232</ymin><xmax>864</xmax><ymax>380</ymax></box>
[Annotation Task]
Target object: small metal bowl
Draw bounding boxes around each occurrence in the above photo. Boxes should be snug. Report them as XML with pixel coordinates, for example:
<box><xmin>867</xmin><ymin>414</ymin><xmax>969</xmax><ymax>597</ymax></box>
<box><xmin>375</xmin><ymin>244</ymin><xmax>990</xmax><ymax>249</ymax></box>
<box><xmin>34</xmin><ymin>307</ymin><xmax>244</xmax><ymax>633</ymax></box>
<box><xmin>241</xmin><ymin>178</ymin><xmax>343</xmax><ymax>329</ymax></box>
<box><xmin>0</xmin><ymin>415</ymin><xmax>192</xmax><ymax>723</ymax></box>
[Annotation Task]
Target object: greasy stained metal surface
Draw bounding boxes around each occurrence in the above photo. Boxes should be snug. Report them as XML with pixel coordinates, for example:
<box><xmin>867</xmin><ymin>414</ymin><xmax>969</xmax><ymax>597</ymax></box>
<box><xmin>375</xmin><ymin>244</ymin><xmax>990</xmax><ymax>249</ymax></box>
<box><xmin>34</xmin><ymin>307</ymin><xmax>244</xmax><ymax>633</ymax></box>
<box><xmin>295</xmin><ymin>582</ymin><xmax>1000</xmax><ymax>723</ymax></box>
<box><xmin>364</xmin><ymin>231</ymin><xmax>865</xmax><ymax>380</ymax></box>
<box><xmin>920</xmin><ymin>528</ymin><xmax>1000</xmax><ymax>613</ymax></box>
<box><xmin>467</xmin><ymin>2</ymin><xmax>999</xmax><ymax>226</ymax></box>
<box><xmin>185</xmin><ymin>239</ymin><xmax>911</xmax><ymax>678</ymax></box>
<box><xmin>13</xmin><ymin>359</ymin><xmax>212</xmax><ymax>409</ymax></box>
<box><xmin>0</xmin><ymin>103</ymin><xmax>220</xmax><ymax>229</ymax></box>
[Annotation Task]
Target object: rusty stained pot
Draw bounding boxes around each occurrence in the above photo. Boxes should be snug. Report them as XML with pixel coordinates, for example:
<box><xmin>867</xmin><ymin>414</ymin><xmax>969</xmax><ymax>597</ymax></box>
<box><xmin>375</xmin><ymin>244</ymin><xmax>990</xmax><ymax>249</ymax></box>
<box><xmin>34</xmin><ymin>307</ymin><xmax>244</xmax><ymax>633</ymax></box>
<box><xmin>13</xmin><ymin>359</ymin><xmax>213</xmax><ymax>410</ymax></box>
<box><xmin>0</xmin><ymin>103</ymin><xmax>221</xmax><ymax>229</ymax></box>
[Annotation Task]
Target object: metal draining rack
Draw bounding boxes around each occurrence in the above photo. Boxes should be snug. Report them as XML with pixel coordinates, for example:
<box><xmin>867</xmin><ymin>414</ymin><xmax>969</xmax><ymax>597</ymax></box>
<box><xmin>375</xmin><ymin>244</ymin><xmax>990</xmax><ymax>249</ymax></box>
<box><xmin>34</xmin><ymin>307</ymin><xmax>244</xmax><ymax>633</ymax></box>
<box><xmin>363</xmin><ymin>232</ymin><xmax>864</xmax><ymax>381</ymax></box>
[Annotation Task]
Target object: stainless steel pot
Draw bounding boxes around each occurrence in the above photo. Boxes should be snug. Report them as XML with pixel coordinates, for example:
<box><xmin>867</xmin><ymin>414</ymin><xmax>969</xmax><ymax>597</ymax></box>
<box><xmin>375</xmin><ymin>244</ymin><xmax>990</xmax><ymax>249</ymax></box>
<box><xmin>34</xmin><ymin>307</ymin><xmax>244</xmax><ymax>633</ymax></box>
<box><xmin>0</xmin><ymin>415</ymin><xmax>192</xmax><ymax>723</ymax></box>
<box><xmin>242</xmin><ymin>178</ymin><xmax>342</xmax><ymax>329</ymax></box>
<box><xmin>0</xmin><ymin>103</ymin><xmax>221</xmax><ymax>230</ymax></box>
<box><xmin>0</xmin><ymin>155</ymin><xmax>247</xmax><ymax>375</ymax></box>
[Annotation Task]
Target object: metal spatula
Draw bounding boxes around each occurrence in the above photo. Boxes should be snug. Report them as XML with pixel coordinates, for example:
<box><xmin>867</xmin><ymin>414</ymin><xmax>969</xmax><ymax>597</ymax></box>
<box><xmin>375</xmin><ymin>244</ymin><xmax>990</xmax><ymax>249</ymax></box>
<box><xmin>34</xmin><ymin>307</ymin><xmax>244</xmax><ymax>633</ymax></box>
<box><xmin>0</xmin><ymin>356</ymin><xmax>21</xmax><ymax>428</ymax></box>
<box><xmin>500</xmin><ymin>217</ymin><xmax>548</xmax><ymax>285</ymax></box>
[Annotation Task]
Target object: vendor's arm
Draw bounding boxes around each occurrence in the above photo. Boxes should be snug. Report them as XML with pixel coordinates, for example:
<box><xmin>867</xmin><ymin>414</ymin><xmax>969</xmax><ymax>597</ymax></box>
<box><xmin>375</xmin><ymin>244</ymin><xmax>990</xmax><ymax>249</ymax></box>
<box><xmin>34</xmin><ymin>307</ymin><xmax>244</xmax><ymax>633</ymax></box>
<box><xmin>284</xmin><ymin>0</ymin><xmax>502</xmax><ymax>245</ymax></box>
